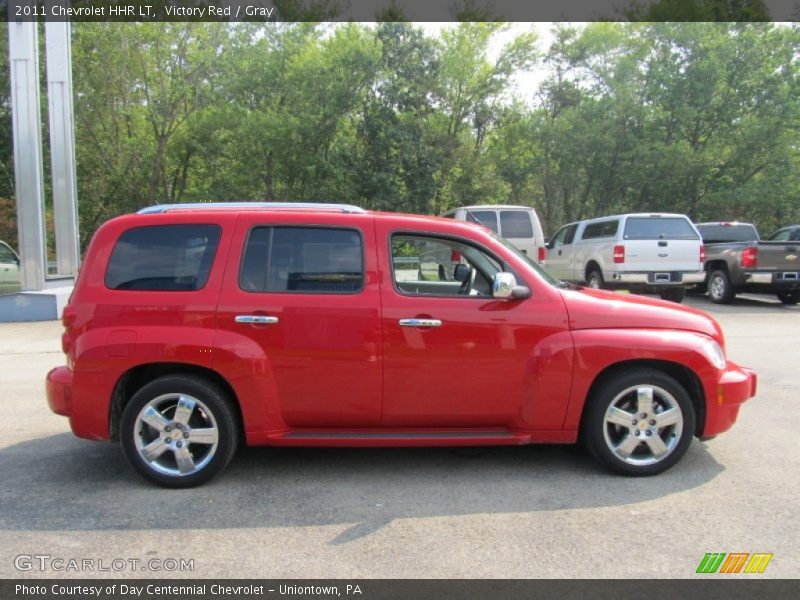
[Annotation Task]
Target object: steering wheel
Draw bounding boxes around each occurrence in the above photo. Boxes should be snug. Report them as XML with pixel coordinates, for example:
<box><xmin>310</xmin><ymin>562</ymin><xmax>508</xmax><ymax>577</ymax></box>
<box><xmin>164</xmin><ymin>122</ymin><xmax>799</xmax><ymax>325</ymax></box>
<box><xmin>459</xmin><ymin>266</ymin><xmax>476</xmax><ymax>295</ymax></box>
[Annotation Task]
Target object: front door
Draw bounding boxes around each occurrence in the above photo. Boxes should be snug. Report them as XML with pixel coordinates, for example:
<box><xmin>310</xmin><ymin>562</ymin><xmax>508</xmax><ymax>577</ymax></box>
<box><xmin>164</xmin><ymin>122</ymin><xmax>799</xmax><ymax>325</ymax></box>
<box><xmin>377</xmin><ymin>225</ymin><xmax>549</xmax><ymax>428</ymax></box>
<box><xmin>546</xmin><ymin>223</ymin><xmax>578</xmax><ymax>280</ymax></box>
<box><xmin>215</xmin><ymin>213</ymin><xmax>382</xmax><ymax>429</ymax></box>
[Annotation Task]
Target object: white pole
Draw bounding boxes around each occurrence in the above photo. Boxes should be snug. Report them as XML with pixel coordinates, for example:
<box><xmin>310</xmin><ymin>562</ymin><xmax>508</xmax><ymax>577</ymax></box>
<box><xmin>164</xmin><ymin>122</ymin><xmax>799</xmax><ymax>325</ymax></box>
<box><xmin>8</xmin><ymin>18</ymin><xmax>46</xmax><ymax>291</ymax></box>
<box><xmin>45</xmin><ymin>18</ymin><xmax>80</xmax><ymax>277</ymax></box>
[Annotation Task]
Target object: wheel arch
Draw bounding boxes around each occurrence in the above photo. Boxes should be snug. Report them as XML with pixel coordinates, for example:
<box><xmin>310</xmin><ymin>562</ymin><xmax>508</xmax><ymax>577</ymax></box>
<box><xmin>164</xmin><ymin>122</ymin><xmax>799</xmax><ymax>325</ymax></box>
<box><xmin>578</xmin><ymin>359</ymin><xmax>706</xmax><ymax>438</ymax></box>
<box><xmin>109</xmin><ymin>362</ymin><xmax>243</xmax><ymax>442</ymax></box>
<box><xmin>585</xmin><ymin>260</ymin><xmax>602</xmax><ymax>281</ymax></box>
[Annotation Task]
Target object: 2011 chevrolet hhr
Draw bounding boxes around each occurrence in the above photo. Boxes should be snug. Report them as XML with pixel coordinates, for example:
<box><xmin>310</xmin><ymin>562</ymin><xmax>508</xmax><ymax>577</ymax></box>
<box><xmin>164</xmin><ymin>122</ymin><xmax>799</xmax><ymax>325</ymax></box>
<box><xmin>47</xmin><ymin>203</ymin><xmax>757</xmax><ymax>487</ymax></box>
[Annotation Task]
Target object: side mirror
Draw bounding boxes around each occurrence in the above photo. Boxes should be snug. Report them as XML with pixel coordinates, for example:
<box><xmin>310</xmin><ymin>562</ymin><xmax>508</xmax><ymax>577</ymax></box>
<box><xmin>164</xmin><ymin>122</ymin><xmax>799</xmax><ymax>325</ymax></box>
<box><xmin>546</xmin><ymin>239</ymin><xmax>554</xmax><ymax>249</ymax></box>
<box><xmin>492</xmin><ymin>272</ymin><xmax>531</xmax><ymax>300</ymax></box>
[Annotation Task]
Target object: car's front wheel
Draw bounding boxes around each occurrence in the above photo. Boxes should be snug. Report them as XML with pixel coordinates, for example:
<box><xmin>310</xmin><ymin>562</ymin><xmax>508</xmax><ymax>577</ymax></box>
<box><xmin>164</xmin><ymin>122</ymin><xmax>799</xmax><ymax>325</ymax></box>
<box><xmin>583</xmin><ymin>368</ymin><xmax>696</xmax><ymax>476</ymax></box>
<box><xmin>121</xmin><ymin>375</ymin><xmax>239</xmax><ymax>488</ymax></box>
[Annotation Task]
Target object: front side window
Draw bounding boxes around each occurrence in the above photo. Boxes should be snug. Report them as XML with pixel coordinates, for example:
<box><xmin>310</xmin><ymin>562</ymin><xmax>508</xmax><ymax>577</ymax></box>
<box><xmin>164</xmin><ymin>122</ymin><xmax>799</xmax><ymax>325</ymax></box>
<box><xmin>0</xmin><ymin>243</ymin><xmax>17</xmax><ymax>263</ymax></box>
<box><xmin>552</xmin><ymin>223</ymin><xmax>578</xmax><ymax>247</ymax></box>
<box><xmin>768</xmin><ymin>229</ymin><xmax>791</xmax><ymax>241</ymax></box>
<box><xmin>240</xmin><ymin>227</ymin><xmax>363</xmax><ymax>294</ymax></box>
<box><xmin>105</xmin><ymin>224</ymin><xmax>221</xmax><ymax>291</ymax></box>
<box><xmin>499</xmin><ymin>211</ymin><xmax>534</xmax><ymax>238</ymax></box>
<box><xmin>391</xmin><ymin>234</ymin><xmax>502</xmax><ymax>297</ymax></box>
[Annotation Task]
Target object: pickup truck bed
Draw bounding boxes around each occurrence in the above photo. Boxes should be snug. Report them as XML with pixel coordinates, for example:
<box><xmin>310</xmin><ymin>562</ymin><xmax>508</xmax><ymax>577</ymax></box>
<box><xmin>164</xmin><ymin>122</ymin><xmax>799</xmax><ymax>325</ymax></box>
<box><xmin>696</xmin><ymin>222</ymin><xmax>800</xmax><ymax>304</ymax></box>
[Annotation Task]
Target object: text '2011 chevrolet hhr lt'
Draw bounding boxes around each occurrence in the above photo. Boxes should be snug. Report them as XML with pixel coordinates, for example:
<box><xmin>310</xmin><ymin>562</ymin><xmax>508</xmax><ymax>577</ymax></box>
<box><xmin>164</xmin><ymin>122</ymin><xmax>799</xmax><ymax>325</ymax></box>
<box><xmin>46</xmin><ymin>203</ymin><xmax>757</xmax><ymax>487</ymax></box>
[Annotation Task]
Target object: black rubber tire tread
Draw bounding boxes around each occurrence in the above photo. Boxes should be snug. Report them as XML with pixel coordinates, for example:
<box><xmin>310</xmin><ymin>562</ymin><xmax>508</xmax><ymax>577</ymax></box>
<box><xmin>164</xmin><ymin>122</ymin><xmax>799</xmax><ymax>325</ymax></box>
<box><xmin>708</xmin><ymin>269</ymin><xmax>735</xmax><ymax>304</ymax></box>
<box><xmin>582</xmin><ymin>368</ymin><xmax>696</xmax><ymax>477</ymax></box>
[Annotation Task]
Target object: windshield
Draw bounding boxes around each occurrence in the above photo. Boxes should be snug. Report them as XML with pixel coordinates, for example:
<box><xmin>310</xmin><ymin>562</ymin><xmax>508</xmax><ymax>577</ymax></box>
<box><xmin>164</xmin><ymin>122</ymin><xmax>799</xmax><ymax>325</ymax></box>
<box><xmin>490</xmin><ymin>231</ymin><xmax>559</xmax><ymax>286</ymax></box>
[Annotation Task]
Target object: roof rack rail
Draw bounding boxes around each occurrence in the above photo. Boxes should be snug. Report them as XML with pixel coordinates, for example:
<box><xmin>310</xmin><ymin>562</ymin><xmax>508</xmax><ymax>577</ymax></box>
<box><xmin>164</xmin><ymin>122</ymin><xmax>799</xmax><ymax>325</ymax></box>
<box><xmin>137</xmin><ymin>202</ymin><xmax>366</xmax><ymax>215</ymax></box>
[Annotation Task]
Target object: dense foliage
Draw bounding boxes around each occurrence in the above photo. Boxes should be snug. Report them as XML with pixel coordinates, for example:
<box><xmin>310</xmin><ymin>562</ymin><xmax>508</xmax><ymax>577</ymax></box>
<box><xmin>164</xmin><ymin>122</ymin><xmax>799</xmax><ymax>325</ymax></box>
<box><xmin>1</xmin><ymin>22</ymin><xmax>798</xmax><ymax>249</ymax></box>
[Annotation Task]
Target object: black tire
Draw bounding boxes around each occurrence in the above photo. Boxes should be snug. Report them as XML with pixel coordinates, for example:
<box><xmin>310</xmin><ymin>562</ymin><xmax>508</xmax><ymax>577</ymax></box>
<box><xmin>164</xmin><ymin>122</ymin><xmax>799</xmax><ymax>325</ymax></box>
<box><xmin>586</xmin><ymin>268</ymin><xmax>605</xmax><ymax>290</ymax></box>
<box><xmin>121</xmin><ymin>374</ymin><xmax>239</xmax><ymax>488</ymax></box>
<box><xmin>777</xmin><ymin>290</ymin><xmax>800</xmax><ymax>305</ymax></box>
<box><xmin>707</xmin><ymin>269</ymin><xmax>735</xmax><ymax>304</ymax></box>
<box><xmin>659</xmin><ymin>287</ymin><xmax>686</xmax><ymax>303</ymax></box>
<box><xmin>582</xmin><ymin>368</ymin><xmax>696</xmax><ymax>477</ymax></box>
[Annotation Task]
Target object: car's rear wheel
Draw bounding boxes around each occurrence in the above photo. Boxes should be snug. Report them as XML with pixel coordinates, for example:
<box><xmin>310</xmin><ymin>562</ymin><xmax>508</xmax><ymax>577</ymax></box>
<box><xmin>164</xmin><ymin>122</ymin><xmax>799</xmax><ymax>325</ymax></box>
<box><xmin>659</xmin><ymin>287</ymin><xmax>686</xmax><ymax>303</ymax></box>
<box><xmin>583</xmin><ymin>369</ymin><xmax>696</xmax><ymax>476</ymax></box>
<box><xmin>708</xmin><ymin>269</ymin><xmax>735</xmax><ymax>304</ymax></box>
<box><xmin>777</xmin><ymin>290</ymin><xmax>799</xmax><ymax>305</ymax></box>
<box><xmin>587</xmin><ymin>268</ymin><xmax>605</xmax><ymax>290</ymax></box>
<box><xmin>121</xmin><ymin>375</ymin><xmax>239</xmax><ymax>488</ymax></box>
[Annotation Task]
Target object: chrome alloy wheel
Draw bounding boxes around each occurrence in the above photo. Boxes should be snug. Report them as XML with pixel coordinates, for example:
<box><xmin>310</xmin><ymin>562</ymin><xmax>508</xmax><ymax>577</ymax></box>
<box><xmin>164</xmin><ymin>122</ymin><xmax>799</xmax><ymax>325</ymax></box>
<box><xmin>133</xmin><ymin>393</ymin><xmax>219</xmax><ymax>477</ymax></box>
<box><xmin>709</xmin><ymin>274</ymin><xmax>726</xmax><ymax>301</ymax></box>
<box><xmin>602</xmin><ymin>385</ymin><xmax>683</xmax><ymax>466</ymax></box>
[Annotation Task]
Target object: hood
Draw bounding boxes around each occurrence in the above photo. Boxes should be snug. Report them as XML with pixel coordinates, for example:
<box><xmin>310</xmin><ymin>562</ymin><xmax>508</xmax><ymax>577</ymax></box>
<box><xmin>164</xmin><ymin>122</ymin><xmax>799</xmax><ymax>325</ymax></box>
<box><xmin>559</xmin><ymin>287</ymin><xmax>725</xmax><ymax>347</ymax></box>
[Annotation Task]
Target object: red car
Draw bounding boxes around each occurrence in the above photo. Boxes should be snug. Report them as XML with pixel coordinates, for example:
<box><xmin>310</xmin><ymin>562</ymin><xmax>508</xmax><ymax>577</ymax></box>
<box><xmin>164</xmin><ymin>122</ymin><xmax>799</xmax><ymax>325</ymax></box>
<box><xmin>46</xmin><ymin>203</ymin><xmax>756</xmax><ymax>487</ymax></box>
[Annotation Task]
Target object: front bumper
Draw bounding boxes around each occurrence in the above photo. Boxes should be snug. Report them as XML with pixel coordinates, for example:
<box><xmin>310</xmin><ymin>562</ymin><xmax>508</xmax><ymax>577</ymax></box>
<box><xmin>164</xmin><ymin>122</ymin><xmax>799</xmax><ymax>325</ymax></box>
<box><xmin>612</xmin><ymin>271</ymin><xmax>706</xmax><ymax>286</ymax></box>
<box><xmin>702</xmin><ymin>362</ymin><xmax>757</xmax><ymax>438</ymax></box>
<box><xmin>46</xmin><ymin>366</ymin><xmax>73</xmax><ymax>417</ymax></box>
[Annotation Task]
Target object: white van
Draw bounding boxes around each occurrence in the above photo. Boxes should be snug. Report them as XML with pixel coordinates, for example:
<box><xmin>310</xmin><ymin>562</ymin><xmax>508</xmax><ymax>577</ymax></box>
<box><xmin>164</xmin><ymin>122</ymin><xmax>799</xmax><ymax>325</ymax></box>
<box><xmin>442</xmin><ymin>205</ymin><xmax>546</xmax><ymax>263</ymax></box>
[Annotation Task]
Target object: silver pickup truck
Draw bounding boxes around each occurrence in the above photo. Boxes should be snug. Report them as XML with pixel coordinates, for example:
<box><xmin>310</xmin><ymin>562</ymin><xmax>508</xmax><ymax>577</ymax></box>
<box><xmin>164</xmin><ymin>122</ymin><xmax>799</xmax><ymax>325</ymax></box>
<box><xmin>695</xmin><ymin>222</ymin><xmax>800</xmax><ymax>305</ymax></box>
<box><xmin>546</xmin><ymin>213</ymin><xmax>705</xmax><ymax>303</ymax></box>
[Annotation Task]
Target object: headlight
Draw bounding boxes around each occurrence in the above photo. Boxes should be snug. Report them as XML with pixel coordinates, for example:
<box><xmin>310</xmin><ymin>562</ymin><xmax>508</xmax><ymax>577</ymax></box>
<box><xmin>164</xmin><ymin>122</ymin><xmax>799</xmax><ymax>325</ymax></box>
<box><xmin>701</xmin><ymin>339</ymin><xmax>726</xmax><ymax>370</ymax></box>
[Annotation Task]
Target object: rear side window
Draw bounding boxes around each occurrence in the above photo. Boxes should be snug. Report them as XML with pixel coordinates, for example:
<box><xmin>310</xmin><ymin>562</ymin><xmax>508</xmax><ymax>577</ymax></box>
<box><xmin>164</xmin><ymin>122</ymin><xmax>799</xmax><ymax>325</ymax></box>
<box><xmin>698</xmin><ymin>224</ymin><xmax>759</xmax><ymax>243</ymax></box>
<box><xmin>581</xmin><ymin>220</ymin><xmax>619</xmax><ymax>240</ymax></box>
<box><xmin>470</xmin><ymin>211</ymin><xmax>499</xmax><ymax>233</ymax></box>
<box><xmin>240</xmin><ymin>227</ymin><xmax>363</xmax><ymax>294</ymax></box>
<box><xmin>499</xmin><ymin>211</ymin><xmax>533</xmax><ymax>238</ymax></box>
<box><xmin>624</xmin><ymin>217</ymin><xmax>699</xmax><ymax>240</ymax></box>
<box><xmin>105</xmin><ymin>224</ymin><xmax>221</xmax><ymax>291</ymax></box>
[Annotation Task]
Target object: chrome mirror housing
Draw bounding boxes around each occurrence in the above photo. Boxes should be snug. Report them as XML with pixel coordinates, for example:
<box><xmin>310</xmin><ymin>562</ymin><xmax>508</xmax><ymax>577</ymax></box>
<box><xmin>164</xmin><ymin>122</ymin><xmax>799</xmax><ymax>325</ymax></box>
<box><xmin>493</xmin><ymin>272</ymin><xmax>516</xmax><ymax>299</ymax></box>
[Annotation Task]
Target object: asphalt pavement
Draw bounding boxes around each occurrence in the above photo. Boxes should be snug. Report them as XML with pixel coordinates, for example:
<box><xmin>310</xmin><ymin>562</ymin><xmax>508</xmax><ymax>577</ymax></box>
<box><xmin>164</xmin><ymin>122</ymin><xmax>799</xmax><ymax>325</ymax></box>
<box><xmin>0</xmin><ymin>294</ymin><xmax>797</xmax><ymax>578</ymax></box>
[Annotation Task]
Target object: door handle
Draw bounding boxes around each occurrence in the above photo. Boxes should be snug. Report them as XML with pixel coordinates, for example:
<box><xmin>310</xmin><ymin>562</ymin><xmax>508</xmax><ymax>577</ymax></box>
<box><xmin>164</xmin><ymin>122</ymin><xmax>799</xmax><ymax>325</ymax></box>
<box><xmin>399</xmin><ymin>318</ymin><xmax>442</xmax><ymax>328</ymax></box>
<box><xmin>235</xmin><ymin>315</ymin><xmax>279</xmax><ymax>324</ymax></box>
<box><xmin>558</xmin><ymin>249</ymin><xmax>562</xmax><ymax>256</ymax></box>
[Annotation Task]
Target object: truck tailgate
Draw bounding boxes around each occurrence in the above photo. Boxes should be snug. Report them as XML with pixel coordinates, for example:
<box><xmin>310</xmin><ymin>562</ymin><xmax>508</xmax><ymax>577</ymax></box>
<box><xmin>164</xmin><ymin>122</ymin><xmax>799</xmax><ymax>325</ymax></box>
<box><xmin>757</xmin><ymin>241</ymin><xmax>800</xmax><ymax>271</ymax></box>
<box><xmin>622</xmin><ymin>217</ymin><xmax>702</xmax><ymax>273</ymax></box>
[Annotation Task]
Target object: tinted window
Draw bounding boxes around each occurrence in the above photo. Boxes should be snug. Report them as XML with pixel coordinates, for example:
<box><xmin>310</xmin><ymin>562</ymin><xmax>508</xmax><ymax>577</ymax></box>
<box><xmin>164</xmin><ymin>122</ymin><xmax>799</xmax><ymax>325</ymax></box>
<box><xmin>0</xmin><ymin>243</ymin><xmax>17</xmax><ymax>263</ymax></box>
<box><xmin>552</xmin><ymin>224</ymin><xmax>578</xmax><ymax>247</ymax></box>
<box><xmin>624</xmin><ymin>217</ymin><xmax>699</xmax><ymax>240</ymax></box>
<box><xmin>470</xmin><ymin>211</ymin><xmax>499</xmax><ymax>233</ymax></box>
<box><xmin>500</xmin><ymin>211</ymin><xmax>533</xmax><ymax>238</ymax></box>
<box><xmin>106</xmin><ymin>225</ymin><xmax>220</xmax><ymax>291</ymax></box>
<box><xmin>581</xmin><ymin>220</ymin><xmax>619</xmax><ymax>240</ymax></box>
<box><xmin>240</xmin><ymin>227</ymin><xmax>363</xmax><ymax>294</ymax></box>
<box><xmin>697</xmin><ymin>224</ymin><xmax>759</xmax><ymax>243</ymax></box>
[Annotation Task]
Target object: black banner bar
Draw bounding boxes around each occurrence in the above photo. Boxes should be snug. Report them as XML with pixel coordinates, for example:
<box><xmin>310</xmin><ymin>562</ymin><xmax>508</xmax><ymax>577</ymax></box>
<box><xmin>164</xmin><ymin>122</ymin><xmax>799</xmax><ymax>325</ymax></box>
<box><xmin>3</xmin><ymin>0</ymin><xmax>799</xmax><ymax>23</ymax></box>
<box><xmin>2</xmin><ymin>580</ymin><xmax>800</xmax><ymax>600</ymax></box>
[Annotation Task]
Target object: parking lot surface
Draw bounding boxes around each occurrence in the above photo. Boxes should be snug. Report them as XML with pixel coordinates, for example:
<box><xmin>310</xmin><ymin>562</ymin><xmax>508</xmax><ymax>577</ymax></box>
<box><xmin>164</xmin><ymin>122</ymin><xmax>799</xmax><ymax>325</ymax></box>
<box><xmin>0</xmin><ymin>294</ymin><xmax>797</xmax><ymax>578</ymax></box>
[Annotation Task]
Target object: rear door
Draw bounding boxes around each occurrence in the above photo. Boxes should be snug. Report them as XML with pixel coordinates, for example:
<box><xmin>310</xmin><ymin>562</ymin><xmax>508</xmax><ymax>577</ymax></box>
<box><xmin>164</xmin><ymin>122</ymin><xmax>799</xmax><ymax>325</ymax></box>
<box><xmin>621</xmin><ymin>216</ymin><xmax>702</xmax><ymax>273</ymax></box>
<box><xmin>498</xmin><ymin>210</ymin><xmax>536</xmax><ymax>258</ymax></box>
<box><xmin>215</xmin><ymin>212</ymin><xmax>382</xmax><ymax>428</ymax></box>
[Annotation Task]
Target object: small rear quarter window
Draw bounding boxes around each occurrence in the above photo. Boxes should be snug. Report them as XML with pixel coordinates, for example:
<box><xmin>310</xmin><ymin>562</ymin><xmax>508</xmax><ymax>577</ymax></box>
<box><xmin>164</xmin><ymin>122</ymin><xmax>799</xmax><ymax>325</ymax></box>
<box><xmin>105</xmin><ymin>224</ymin><xmax>221</xmax><ymax>291</ymax></box>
